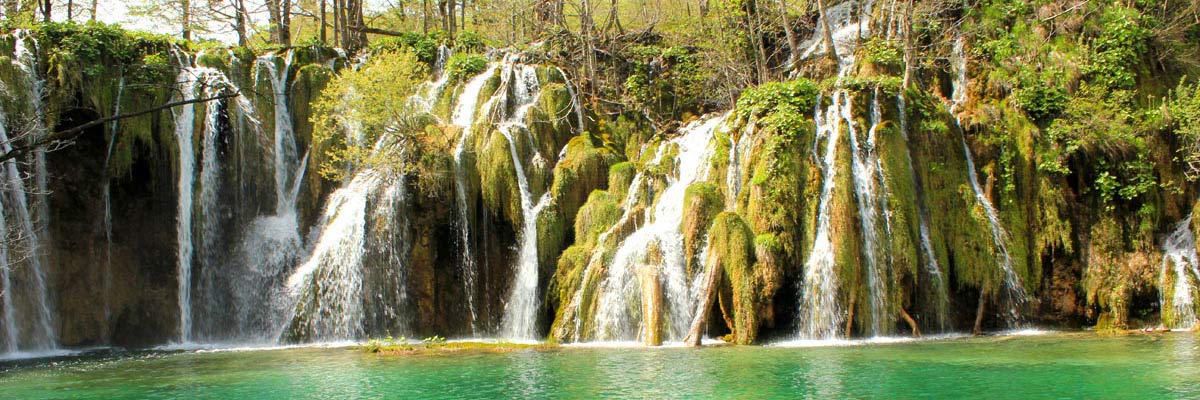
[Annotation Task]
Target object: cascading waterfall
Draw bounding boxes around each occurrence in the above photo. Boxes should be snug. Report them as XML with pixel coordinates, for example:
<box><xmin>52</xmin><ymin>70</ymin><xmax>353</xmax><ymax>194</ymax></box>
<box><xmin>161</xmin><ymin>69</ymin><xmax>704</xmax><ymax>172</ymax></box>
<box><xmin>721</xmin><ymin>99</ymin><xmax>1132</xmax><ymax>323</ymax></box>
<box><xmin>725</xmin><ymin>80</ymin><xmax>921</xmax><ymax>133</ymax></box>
<box><xmin>846</xmin><ymin>87</ymin><xmax>894</xmax><ymax>337</ymax></box>
<box><xmin>1160</xmin><ymin>215</ymin><xmax>1199</xmax><ymax>329</ymax></box>
<box><xmin>589</xmin><ymin>113</ymin><xmax>729</xmax><ymax>342</ymax></box>
<box><xmin>565</xmin><ymin>143</ymin><xmax>664</xmax><ymax>342</ymax></box>
<box><xmin>949</xmin><ymin>37</ymin><xmax>1028</xmax><ymax>323</ymax></box>
<box><xmin>796</xmin><ymin>0</ymin><xmax>871</xmax><ymax>339</ymax></box>
<box><xmin>2</xmin><ymin>32</ymin><xmax>57</xmax><ymax>351</ymax></box>
<box><xmin>100</xmin><ymin>75</ymin><xmax>125</xmax><ymax>342</ymax></box>
<box><xmin>0</xmin><ymin>106</ymin><xmax>57</xmax><ymax>352</ymax></box>
<box><xmin>172</xmin><ymin>55</ymin><xmax>200</xmax><ymax>343</ymax></box>
<box><xmin>896</xmin><ymin>93</ymin><xmax>950</xmax><ymax>330</ymax></box>
<box><xmin>497</xmin><ymin>61</ymin><xmax>549</xmax><ymax>340</ymax></box>
<box><xmin>283</xmin><ymin>52</ymin><xmax>458</xmax><ymax>341</ymax></box>
<box><xmin>451</xmin><ymin>64</ymin><xmax>498</xmax><ymax>335</ymax></box>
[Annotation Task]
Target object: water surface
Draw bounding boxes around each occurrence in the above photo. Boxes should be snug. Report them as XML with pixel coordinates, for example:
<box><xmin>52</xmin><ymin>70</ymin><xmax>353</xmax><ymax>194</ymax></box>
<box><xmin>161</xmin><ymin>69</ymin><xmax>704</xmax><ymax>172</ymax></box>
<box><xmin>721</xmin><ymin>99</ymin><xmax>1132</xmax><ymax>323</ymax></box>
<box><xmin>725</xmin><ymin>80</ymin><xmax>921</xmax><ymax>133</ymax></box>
<box><xmin>1</xmin><ymin>333</ymin><xmax>1197</xmax><ymax>398</ymax></box>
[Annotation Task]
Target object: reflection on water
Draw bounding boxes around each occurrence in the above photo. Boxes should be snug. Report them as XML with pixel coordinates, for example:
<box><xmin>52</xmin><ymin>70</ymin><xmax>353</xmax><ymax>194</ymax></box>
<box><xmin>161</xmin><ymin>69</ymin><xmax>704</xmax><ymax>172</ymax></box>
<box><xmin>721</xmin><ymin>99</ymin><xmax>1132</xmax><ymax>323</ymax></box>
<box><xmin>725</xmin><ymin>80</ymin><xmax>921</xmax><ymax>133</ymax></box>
<box><xmin>1</xmin><ymin>333</ymin><xmax>1198</xmax><ymax>399</ymax></box>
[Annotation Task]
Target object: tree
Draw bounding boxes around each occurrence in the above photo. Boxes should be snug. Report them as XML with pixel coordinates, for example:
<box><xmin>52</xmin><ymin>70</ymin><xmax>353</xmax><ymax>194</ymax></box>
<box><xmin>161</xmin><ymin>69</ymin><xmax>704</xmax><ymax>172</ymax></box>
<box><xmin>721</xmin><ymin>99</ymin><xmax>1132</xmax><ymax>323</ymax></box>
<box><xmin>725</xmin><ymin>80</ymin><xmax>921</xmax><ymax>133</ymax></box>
<box><xmin>311</xmin><ymin>49</ymin><xmax>443</xmax><ymax>181</ymax></box>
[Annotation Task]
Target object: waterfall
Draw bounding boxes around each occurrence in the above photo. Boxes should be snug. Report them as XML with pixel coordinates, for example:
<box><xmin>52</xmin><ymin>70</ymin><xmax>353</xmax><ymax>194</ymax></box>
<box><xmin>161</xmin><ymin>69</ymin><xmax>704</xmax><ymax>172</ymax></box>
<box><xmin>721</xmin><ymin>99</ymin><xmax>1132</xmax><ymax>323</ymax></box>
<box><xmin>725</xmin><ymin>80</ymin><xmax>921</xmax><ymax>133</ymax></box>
<box><xmin>100</xmin><ymin>75</ymin><xmax>125</xmax><ymax>342</ymax></box>
<box><xmin>950</xmin><ymin>37</ymin><xmax>1028</xmax><ymax>324</ymax></box>
<box><xmin>1161</xmin><ymin>215</ymin><xmax>1199</xmax><ymax>329</ymax></box>
<box><xmin>725</xmin><ymin>121</ymin><xmax>756</xmax><ymax>209</ymax></box>
<box><xmin>897</xmin><ymin>93</ymin><xmax>950</xmax><ymax>330</ymax></box>
<box><xmin>258</xmin><ymin>52</ymin><xmax>301</xmax><ymax>214</ymax></box>
<box><xmin>451</xmin><ymin>64</ymin><xmax>498</xmax><ymax>335</ymax></box>
<box><xmin>283</xmin><ymin>53</ymin><xmax>456</xmax><ymax>341</ymax></box>
<box><xmin>796</xmin><ymin>0</ymin><xmax>872</xmax><ymax>339</ymax></box>
<box><xmin>566</xmin><ymin>144</ymin><xmax>664</xmax><ymax>342</ymax></box>
<box><xmin>286</xmin><ymin>172</ymin><xmax>380</xmax><ymax>340</ymax></box>
<box><xmin>0</xmin><ymin>106</ymin><xmax>58</xmax><ymax>352</ymax></box>
<box><xmin>845</xmin><ymin>88</ymin><xmax>894</xmax><ymax>337</ymax></box>
<box><xmin>3</xmin><ymin>31</ymin><xmax>57</xmax><ymax>351</ymax></box>
<box><xmin>413</xmin><ymin>46</ymin><xmax>453</xmax><ymax>113</ymax></box>
<box><xmin>589</xmin><ymin>113</ymin><xmax>728</xmax><ymax>343</ymax></box>
<box><xmin>497</xmin><ymin>62</ymin><xmax>548</xmax><ymax>340</ymax></box>
<box><xmin>172</xmin><ymin>57</ymin><xmax>199</xmax><ymax>343</ymax></box>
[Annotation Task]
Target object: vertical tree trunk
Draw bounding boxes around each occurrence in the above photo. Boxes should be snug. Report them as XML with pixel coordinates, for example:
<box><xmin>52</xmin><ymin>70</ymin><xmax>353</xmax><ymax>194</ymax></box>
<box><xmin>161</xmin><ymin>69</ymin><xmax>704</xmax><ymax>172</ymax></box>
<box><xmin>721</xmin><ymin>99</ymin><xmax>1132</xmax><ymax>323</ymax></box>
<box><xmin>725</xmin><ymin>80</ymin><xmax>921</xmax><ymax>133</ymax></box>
<box><xmin>181</xmin><ymin>0</ymin><xmax>192</xmax><ymax>41</ymax></box>
<box><xmin>816</xmin><ymin>0</ymin><xmax>838</xmax><ymax>61</ymax></box>
<box><xmin>235</xmin><ymin>0</ymin><xmax>250</xmax><ymax>47</ymax></box>
<box><xmin>845</xmin><ymin>294</ymin><xmax>856</xmax><ymax>338</ymax></box>
<box><xmin>265</xmin><ymin>0</ymin><xmax>283</xmax><ymax>43</ymax></box>
<box><xmin>319</xmin><ymin>0</ymin><xmax>327</xmax><ymax>44</ymax></box>
<box><xmin>67</xmin><ymin>0</ymin><xmax>72</xmax><ymax>21</ymax></box>
<box><xmin>685</xmin><ymin>255</ymin><xmax>723</xmax><ymax>347</ymax></box>
<box><xmin>780</xmin><ymin>0</ymin><xmax>800</xmax><ymax>69</ymax></box>
<box><xmin>900</xmin><ymin>306</ymin><xmax>921</xmax><ymax>337</ymax></box>
<box><xmin>422</xmin><ymin>0</ymin><xmax>431</xmax><ymax>34</ymax></box>
<box><xmin>973</xmin><ymin>290</ymin><xmax>987</xmax><ymax>336</ymax></box>
<box><xmin>333</xmin><ymin>0</ymin><xmax>343</xmax><ymax>48</ymax></box>
<box><xmin>90</xmin><ymin>0</ymin><xmax>96</xmax><ymax>21</ymax></box>
<box><xmin>281</xmin><ymin>0</ymin><xmax>292</xmax><ymax>46</ymax></box>
<box><xmin>901</xmin><ymin>0</ymin><xmax>915</xmax><ymax>89</ymax></box>
<box><xmin>42</xmin><ymin>0</ymin><xmax>51</xmax><ymax>23</ymax></box>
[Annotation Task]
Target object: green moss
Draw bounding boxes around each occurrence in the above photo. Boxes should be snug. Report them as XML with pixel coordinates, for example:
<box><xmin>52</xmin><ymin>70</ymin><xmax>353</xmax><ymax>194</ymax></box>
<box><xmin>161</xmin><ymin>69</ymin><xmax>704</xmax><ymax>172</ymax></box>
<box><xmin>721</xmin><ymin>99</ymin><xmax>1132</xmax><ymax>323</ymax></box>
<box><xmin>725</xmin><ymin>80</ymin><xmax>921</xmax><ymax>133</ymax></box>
<box><xmin>682</xmin><ymin>182</ymin><xmax>723</xmax><ymax>276</ymax></box>
<box><xmin>607</xmin><ymin>161</ymin><xmax>636</xmax><ymax>199</ymax></box>
<box><xmin>706</xmin><ymin>212</ymin><xmax>758</xmax><ymax>344</ymax></box>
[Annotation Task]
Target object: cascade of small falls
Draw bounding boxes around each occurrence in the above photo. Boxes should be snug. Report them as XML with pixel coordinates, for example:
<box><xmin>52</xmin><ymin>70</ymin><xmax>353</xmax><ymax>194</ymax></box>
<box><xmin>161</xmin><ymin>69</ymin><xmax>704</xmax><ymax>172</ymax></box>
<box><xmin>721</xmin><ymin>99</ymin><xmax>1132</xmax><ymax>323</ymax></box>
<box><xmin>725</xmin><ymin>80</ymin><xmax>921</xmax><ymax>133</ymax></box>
<box><xmin>949</xmin><ymin>37</ymin><xmax>1028</xmax><ymax>324</ymax></box>
<box><xmin>100</xmin><ymin>75</ymin><xmax>125</xmax><ymax>343</ymax></box>
<box><xmin>0</xmin><ymin>107</ymin><xmax>56</xmax><ymax>353</ymax></box>
<box><xmin>848</xmin><ymin>87</ymin><xmax>895</xmax><ymax>337</ymax></box>
<box><xmin>172</xmin><ymin>57</ymin><xmax>199</xmax><ymax>343</ymax></box>
<box><xmin>795</xmin><ymin>0</ymin><xmax>880</xmax><ymax>339</ymax></box>
<box><xmin>725</xmin><ymin>121</ymin><xmax>756</xmax><ymax>208</ymax></box>
<box><xmin>0</xmin><ymin>32</ymin><xmax>58</xmax><ymax>352</ymax></box>
<box><xmin>496</xmin><ymin>61</ymin><xmax>550</xmax><ymax>340</ymax></box>
<box><xmin>588</xmin><ymin>113</ymin><xmax>729</xmax><ymax>343</ymax></box>
<box><xmin>1160</xmin><ymin>215</ymin><xmax>1200</xmax><ymax>329</ymax></box>
<box><xmin>284</xmin><ymin>50</ymin><xmax>458</xmax><ymax>341</ymax></box>
<box><xmin>896</xmin><ymin>93</ymin><xmax>950</xmax><ymax>330</ymax></box>
<box><xmin>451</xmin><ymin>64</ymin><xmax>499</xmax><ymax>335</ymax></box>
<box><xmin>564</xmin><ymin>142</ymin><xmax>665</xmax><ymax>342</ymax></box>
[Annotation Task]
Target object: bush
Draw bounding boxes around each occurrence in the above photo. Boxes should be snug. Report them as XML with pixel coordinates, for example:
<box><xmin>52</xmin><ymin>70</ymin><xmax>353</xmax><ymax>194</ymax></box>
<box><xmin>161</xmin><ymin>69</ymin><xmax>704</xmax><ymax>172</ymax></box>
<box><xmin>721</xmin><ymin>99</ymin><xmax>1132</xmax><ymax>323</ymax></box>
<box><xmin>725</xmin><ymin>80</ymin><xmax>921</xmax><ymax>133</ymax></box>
<box><xmin>446</xmin><ymin>53</ymin><xmax>488</xmax><ymax>83</ymax></box>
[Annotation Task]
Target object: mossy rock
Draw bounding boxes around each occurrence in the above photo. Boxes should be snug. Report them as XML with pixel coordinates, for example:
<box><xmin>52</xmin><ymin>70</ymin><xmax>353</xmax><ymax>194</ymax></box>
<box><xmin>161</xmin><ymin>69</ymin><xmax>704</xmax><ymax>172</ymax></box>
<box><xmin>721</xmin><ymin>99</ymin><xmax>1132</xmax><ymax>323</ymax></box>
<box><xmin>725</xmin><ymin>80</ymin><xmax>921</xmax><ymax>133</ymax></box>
<box><xmin>706</xmin><ymin>212</ymin><xmax>759</xmax><ymax>344</ymax></box>
<box><xmin>682</xmin><ymin>182</ymin><xmax>723</xmax><ymax>276</ymax></box>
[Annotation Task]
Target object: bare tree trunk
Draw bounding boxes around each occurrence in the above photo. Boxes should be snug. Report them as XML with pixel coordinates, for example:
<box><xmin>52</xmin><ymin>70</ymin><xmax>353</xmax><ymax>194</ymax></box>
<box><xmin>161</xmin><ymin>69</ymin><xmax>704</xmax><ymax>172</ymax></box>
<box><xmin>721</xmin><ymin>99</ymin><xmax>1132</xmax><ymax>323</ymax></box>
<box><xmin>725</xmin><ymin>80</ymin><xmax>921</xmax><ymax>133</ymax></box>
<box><xmin>42</xmin><ymin>0</ymin><xmax>51</xmax><ymax>22</ymax></box>
<box><xmin>234</xmin><ymin>0</ymin><xmax>249</xmax><ymax>46</ymax></box>
<box><xmin>265</xmin><ymin>0</ymin><xmax>283</xmax><ymax>43</ymax></box>
<box><xmin>845</xmin><ymin>294</ymin><xmax>856</xmax><ymax>338</ymax></box>
<box><xmin>422</xmin><ymin>0</ymin><xmax>431</xmax><ymax>34</ymax></box>
<box><xmin>900</xmin><ymin>306</ymin><xmax>921</xmax><ymax>337</ymax></box>
<box><xmin>319</xmin><ymin>0</ymin><xmax>327</xmax><ymax>44</ymax></box>
<box><xmin>90</xmin><ymin>0</ymin><xmax>96</xmax><ymax>21</ymax></box>
<box><xmin>281</xmin><ymin>0</ymin><xmax>292</xmax><ymax>46</ymax></box>
<box><xmin>780</xmin><ymin>0</ymin><xmax>800</xmax><ymax>69</ymax></box>
<box><xmin>181</xmin><ymin>0</ymin><xmax>192</xmax><ymax>41</ymax></box>
<box><xmin>816</xmin><ymin>0</ymin><xmax>838</xmax><ymax>61</ymax></box>
<box><xmin>67</xmin><ymin>0</ymin><xmax>72</xmax><ymax>20</ymax></box>
<box><xmin>685</xmin><ymin>256</ymin><xmax>723</xmax><ymax>347</ymax></box>
<box><xmin>973</xmin><ymin>290</ymin><xmax>987</xmax><ymax>336</ymax></box>
<box><xmin>901</xmin><ymin>0</ymin><xmax>915</xmax><ymax>89</ymax></box>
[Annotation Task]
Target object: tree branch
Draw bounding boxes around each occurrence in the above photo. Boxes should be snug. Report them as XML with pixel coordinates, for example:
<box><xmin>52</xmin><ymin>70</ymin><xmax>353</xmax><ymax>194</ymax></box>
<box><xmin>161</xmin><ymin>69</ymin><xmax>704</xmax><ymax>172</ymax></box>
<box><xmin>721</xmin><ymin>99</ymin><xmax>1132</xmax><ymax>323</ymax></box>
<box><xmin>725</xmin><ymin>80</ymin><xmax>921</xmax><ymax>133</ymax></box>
<box><xmin>0</xmin><ymin>93</ymin><xmax>239</xmax><ymax>164</ymax></box>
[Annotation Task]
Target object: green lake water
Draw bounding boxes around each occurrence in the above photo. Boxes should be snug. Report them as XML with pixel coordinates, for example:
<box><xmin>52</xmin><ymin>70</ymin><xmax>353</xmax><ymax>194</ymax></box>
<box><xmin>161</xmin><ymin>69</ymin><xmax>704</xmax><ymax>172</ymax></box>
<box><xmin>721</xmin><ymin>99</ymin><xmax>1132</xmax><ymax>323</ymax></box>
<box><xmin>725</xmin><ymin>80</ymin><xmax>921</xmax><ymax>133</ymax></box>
<box><xmin>1</xmin><ymin>333</ymin><xmax>1198</xmax><ymax>399</ymax></box>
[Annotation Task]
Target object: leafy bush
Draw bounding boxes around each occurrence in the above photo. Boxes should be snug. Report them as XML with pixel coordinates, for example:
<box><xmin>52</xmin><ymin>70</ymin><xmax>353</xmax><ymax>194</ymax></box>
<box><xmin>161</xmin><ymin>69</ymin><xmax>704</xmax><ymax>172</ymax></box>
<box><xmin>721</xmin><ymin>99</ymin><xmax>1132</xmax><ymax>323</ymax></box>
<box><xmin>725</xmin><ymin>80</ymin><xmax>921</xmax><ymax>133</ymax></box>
<box><xmin>446</xmin><ymin>53</ymin><xmax>487</xmax><ymax>83</ymax></box>
<box><xmin>311</xmin><ymin>49</ymin><xmax>441</xmax><ymax>181</ymax></box>
<box><xmin>1084</xmin><ymin>6</ymin><xmax>1153</xmax><ymax>90</ymax></box>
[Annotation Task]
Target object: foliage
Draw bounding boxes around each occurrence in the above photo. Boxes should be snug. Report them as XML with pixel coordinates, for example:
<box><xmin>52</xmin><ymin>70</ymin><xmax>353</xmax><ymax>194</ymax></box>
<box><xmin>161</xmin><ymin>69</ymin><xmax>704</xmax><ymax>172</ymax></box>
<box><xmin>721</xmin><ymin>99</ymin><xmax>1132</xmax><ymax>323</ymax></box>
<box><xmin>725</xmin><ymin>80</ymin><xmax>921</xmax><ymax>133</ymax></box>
<box><xmin>1084</xmin><ymin>6</ymin><xmax>1154</xmax><ymax>90</ymax></box>
<box><xmin>311</xmin><ymin>49</ymin><xmax>450</xmax><ymax>185</ymax></box>
<box><xmin>447</xmin><ymin>53</ymin><xmax>488</xmax><ymax>83</ymax></box>
<box><xmin>1170</xmin><ymin>79</ymin><xmax>1200</xmax><ymax>179</ymax></box>
<box><xmin>622</xmin><ymin>45</ymin><xmax>710</xmax><ymax>122</ymax></box>
<box><xmin>374</xmin><ymin>33</ymin><xmax>443</xmax><ymax>64</ymax></box>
